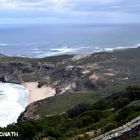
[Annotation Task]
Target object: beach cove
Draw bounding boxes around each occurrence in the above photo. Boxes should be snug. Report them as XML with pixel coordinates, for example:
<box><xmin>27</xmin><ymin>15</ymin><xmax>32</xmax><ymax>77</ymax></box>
<box><xmin>0</xmin><ymin>82</ymin><xmax>55</xmax><ymax>127</ymax></box>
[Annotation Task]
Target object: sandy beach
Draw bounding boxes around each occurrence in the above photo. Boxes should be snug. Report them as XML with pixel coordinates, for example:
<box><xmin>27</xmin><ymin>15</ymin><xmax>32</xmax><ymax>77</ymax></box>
<box><xmin>23</xmin><ymin>82</ymin><xmax>56</xmax><ymax>105</ymax></box>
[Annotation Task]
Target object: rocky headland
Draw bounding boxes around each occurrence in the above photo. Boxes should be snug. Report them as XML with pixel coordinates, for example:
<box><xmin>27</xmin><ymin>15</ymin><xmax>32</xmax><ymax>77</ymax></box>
<box><xmin>0</xmin><ymin>47</ymin><xmax>140</xmax><ymax>95</ymax></box>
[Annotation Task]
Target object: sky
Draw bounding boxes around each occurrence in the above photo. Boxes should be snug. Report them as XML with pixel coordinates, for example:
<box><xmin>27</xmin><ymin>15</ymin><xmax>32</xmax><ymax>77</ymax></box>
<box><xmin>0</xmin><ymin>0</ymin><xmax>140</xmax><ymax>24</ymax></box>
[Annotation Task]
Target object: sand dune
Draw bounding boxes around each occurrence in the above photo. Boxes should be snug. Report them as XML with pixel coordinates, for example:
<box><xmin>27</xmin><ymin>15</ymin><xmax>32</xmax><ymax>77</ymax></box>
<box><xmin>23</xmin><ymin>82</ymin><xmax>56</xmax><ymax>105</ymax></box>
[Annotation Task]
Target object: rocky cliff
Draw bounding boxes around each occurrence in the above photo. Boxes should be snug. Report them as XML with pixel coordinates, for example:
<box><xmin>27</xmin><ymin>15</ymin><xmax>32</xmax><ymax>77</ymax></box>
<box><xmin>0</xmin><ymin>47</ymin><xmax>140</xmax><ymax>95</ymax></box>
<box><xmin>92</xmin><ymin>116</ymin><xmax>140</xmax><ymax>140</ymax></box>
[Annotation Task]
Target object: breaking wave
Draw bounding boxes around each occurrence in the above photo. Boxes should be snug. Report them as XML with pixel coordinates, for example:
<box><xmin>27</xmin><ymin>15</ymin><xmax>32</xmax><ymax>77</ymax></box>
<box><xmin>0</xmin><ymin>83</ymin><xmax>29</xmax><ymax>127</ymax></box>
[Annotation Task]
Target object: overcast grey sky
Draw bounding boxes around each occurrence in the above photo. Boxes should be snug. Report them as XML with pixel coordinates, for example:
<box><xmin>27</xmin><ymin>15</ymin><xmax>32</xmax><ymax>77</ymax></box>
<box><xmin>0</xmin><ymin>0</ymin><xmax>140</xmax><ymax>24</ymax></box>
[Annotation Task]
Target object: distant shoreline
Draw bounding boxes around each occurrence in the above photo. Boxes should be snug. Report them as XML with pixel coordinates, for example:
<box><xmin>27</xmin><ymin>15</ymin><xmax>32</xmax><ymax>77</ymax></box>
<box><xmin>0</xmin><ymin>46</ymin><xmax>139</xmax><ymax>59</ymax></box>
<box><xmin>0</xmin><ymin>24</ymin><xmax>140</xmax><ymax>58</ymax></box>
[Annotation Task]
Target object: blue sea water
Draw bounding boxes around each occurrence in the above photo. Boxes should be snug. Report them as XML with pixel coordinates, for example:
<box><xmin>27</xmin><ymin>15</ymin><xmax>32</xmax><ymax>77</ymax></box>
<box><xmin>0</xmin><ymin>24</ymin><xmax>140</xmax><ymax>58</ymax></box>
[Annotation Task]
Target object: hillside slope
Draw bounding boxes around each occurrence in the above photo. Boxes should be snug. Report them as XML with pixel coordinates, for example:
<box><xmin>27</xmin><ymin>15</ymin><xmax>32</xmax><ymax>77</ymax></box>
<box><xmin>0</xmin><ymin>47</ymin><xmax>140</xmax><ymax>95</ymax></box>
<box><xmin>1</xmin><ymin>86</ymin><xmax>140</xmax><ymax>140</ymax></box>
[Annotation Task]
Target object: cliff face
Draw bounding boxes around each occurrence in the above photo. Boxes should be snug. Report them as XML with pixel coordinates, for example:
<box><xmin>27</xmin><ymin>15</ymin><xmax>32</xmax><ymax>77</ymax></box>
<box><xmin>18</xmin><ymin>103</ymin><xmax>40</xmax><ymax>121</ymax></box>
<box><xmin>0</xmin><ymin>47</ymin><xmax>140</xmax><ymax>95</ymax></box>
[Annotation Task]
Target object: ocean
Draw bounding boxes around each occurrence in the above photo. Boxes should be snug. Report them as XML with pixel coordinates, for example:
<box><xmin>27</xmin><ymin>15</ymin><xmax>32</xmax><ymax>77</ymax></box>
<box><xmin>0</xmin><ymin>83</ymin><xmax>29</xmax><ymax>127</ymax></box>
<box><xmin>0</xmin><ymin>24</ymin><xmax>140</xmax><ymax>58</ymax></box>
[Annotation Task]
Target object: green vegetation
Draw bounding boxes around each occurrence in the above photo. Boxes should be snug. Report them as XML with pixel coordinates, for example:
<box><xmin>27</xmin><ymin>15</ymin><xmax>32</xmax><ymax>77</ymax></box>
<box><xmin>1</xmin><ymin>86</ymin><xmax>140</xmax><ymax>140</ymax></box>
<box><xmin>21</xmin><ymin>83</ymin><xmax>136</xmax><ymax>118</ymax></box>
<box><xmin>0</xmin><ymin>54</ymin><xmax>73</xmax><ymax>63</ymax></box>
<box><xmin>26</xmin><ymin>83</ymin><xmax>139</xmax><ymax>118</ymax></box>
<box><xmin>129</xmin><ymin>136</ymin><xmax>140</xmax><ymax>140</ymax></box>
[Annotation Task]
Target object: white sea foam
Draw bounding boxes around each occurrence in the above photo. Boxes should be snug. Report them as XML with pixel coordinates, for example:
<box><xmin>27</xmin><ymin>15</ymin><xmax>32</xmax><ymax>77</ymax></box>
<box><xmin>46</xmin><ymin>46</ymin><xmax>89</xmax><ymax>56</ymax></box>
<box><xmin>135</xmin><ymin>43</ymin><xmax>140</xmax><ymax>47</ymax></box>
<box><xmin>37</xmin><ymin>46</ymin><xmax>79</xmax><ymax>57</ymax></box>
<box><xmin>51</xmin><ymin>47</ymin><xmax>77</xmax><ymax>53</ymax></box>
<box><xmin>0</xmin><ymin>41</ymin><xmax>139</xmax><ymax>58</ymax></box>
<box><xmin>104</xmin><ymin>48</ymin><xmax>114</xmax><ymax>52</ymax></box>
<box><xmin>0</xmin><ymin>83</ymin><xmax>29</xmax><ymax>127</ymax></box>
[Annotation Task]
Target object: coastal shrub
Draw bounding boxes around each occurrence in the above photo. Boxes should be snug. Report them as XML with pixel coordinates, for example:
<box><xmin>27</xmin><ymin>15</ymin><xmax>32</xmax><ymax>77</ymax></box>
<box><xmin>67</xmin><ymin>103</ymin><xmax>91</xmax><ymax>118</ymax></box>
<box><xmin>115</xmin><ymin>106</ymin><xmax>140</xmax><ymax>123</ymax></box>
<box><xmin>103</xmin><ymin>122</ymin><xmax>118</xmax><ymax>132</ymax></box>
<box><xmin>66</xmin><ymin>114</ymin><xmax>100</xmax><ymax>130</ymax></box>
<box><xmin>93</xmin><ymin>86</ymin><xmax>140</xmax><ymax>111</ymax></box>
<box><xmin>79</xmin><ymin>110</ymin><xmax>103</xmax><ymax>123</ymax></box>
<box><xmin>126</xmin><ymin>86</ymin><xmax>140</xmax><ymax>93</ymax></box>
<box><xmin>73</xmin><ymin>116</ymin><xmax>94</xmax><ymax>128</ymax></box>
<box><xmin>6</xmin><ymin>122</ymin><xmax>36</xmax><ymax>139</ymax></box>
<box><xmin>129</xmin><ymin>136</ymin><xmax>140</xmax><ymax>140</ymax></box>
<box><xmin>1</xmin><ymin>86</ymin><xmax>140</xmax><ymax>139</ymax></box>
<box><xmin>42</xmin><ymin>126</ymin><xmax>61</xmax><ymax>138</ymax></box>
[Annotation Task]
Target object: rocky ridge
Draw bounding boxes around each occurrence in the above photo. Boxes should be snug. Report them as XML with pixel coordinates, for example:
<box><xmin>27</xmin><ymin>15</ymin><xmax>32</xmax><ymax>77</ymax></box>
<box><xmin>91</xmin><ymin>116</ymin><xmax>140</xmax><ymax>140</ymax></box>
<box><xmin>0</xmin><ymin>47</ymin><xmax>140</xmax><ymax>96</ymax></box>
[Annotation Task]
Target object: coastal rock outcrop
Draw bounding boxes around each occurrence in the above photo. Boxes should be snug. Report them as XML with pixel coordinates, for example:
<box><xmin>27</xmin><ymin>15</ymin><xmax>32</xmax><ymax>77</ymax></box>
<box><xmin>18</xmin><ymin>103</ymin><xmax>40</xmax><ymax>121</ymax></box>
<box><xmin>92</xmin><ymin>116</ymin><xmax>140</xmax><ymax>140</ymax></box>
